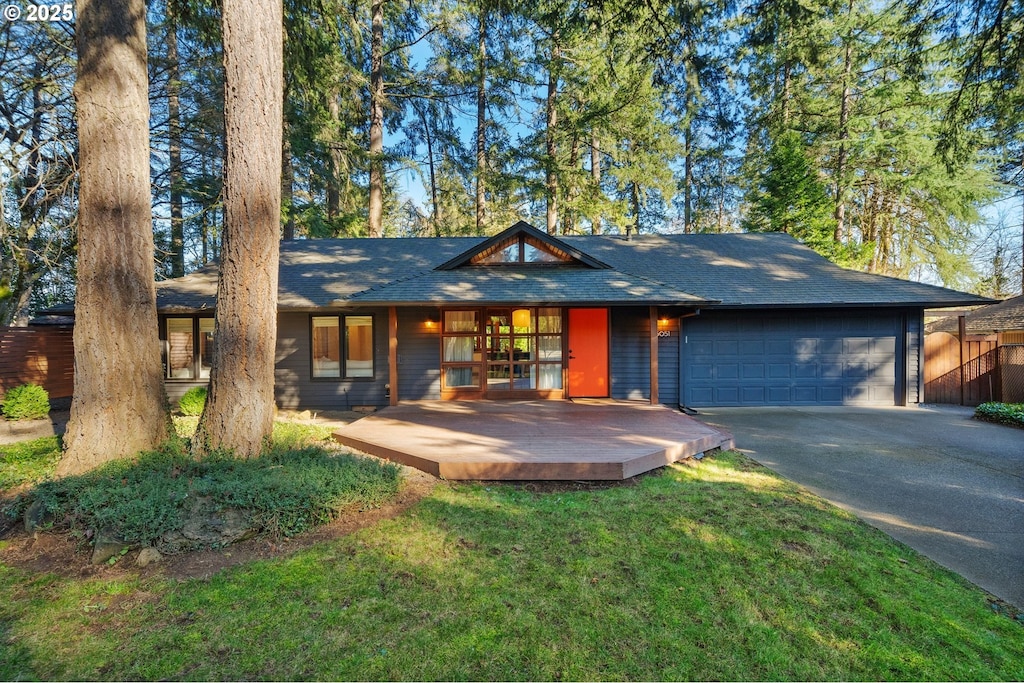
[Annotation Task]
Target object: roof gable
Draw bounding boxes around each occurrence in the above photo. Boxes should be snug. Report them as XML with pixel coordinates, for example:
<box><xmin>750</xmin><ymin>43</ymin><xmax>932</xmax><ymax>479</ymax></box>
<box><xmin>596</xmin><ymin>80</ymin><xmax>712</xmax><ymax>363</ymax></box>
<box><xmin>435</xmin><ymin>221</ymin><xmax>610</xmax><ymax>270</ymax></box>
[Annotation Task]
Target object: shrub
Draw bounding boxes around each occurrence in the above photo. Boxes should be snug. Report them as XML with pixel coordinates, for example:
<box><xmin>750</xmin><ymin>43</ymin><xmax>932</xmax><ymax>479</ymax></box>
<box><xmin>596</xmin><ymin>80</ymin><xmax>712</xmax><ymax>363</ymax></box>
<box><xmin>177</xmin><ymin>387</ymin><xmax>207</xmax><ymax>416</ymax></box>
<box><xmin>974</xmin><ymin>402</ymin><xmax>1024</xmax><ymax>428</ymax></box>
<box><xmin>0</xmin><ymin>383</ymin><xmax>50</xmax><ymax>421</ymax></box>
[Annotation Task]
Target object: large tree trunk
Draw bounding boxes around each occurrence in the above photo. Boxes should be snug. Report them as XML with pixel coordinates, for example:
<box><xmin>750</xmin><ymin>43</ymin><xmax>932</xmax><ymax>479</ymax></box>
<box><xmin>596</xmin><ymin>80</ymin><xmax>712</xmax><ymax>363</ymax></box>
<box><xmin>192</xmin><ymin>0</ymin><xmax>282</xmax><ymax>459</ymax></box>
<box><xmin>367</xmin><ymin>0</ymin><xmax>384</xmax><ymax>238</ymax></box>
<box><xmin>59</xmin><ymin>0</ymin><xmax>171</xmax><ymax>476</ymax></box>
<box><xmin>474</xmin><ymin>6</ymin><xmax>487</xmax><ymax>235</ymax></box>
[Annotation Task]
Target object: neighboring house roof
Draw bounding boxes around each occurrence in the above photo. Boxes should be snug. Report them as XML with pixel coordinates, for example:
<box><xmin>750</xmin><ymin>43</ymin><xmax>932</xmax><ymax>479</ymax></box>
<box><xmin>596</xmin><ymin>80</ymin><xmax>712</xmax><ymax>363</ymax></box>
<box><xmin>925</xmin><ymin>294</ymin><xmax>1024</xmax><ymax>334</ymax></box>
<box><xmin>147</xmin><ymin>224</ymin><xmax>991</xmax><ymax>311</ymax></box>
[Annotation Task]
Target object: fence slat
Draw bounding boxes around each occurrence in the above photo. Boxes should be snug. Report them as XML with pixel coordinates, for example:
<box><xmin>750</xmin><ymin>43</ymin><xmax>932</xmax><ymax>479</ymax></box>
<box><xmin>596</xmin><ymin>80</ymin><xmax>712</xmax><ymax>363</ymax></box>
<box><xmin>924</xmin><ymin>333</ymin><xmax>998</xmax><ymax>405</ymax></box>
<box><xmin>0</xmin><ymin>327</ymin><xmax>75</xmax><ymax>399</ymax></box>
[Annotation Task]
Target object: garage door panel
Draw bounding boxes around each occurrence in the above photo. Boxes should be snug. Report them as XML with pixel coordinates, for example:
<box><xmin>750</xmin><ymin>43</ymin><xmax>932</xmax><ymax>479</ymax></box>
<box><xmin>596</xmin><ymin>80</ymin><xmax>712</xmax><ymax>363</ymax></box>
<box><xmin>683</xmin><ymin>312</ymin><xmax>901</xmax><ymax>407</ymax></box>
<box><xmin>740</xmin><ymin>340</ymin><xmax>764</xmax><ymax>355</ymax></box>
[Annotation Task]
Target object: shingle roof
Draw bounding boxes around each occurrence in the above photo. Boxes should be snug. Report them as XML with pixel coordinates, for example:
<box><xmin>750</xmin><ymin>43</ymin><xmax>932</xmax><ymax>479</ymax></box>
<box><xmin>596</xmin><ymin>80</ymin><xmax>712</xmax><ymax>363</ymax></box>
<box><xmin>925</xmin><ymin>295</ymin><xmax>1024</xmax><ymax>334</ymax></box>
<box><xmin>154</xmin><ymin>228</ymin><xmax>992</xmax><ymax>311</ymax></box>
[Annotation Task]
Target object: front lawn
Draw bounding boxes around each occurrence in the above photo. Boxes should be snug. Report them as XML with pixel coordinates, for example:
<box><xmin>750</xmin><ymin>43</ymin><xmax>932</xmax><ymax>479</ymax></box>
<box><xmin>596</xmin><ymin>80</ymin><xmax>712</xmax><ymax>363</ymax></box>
<box><xmin>2</xmin><ymin>450</ymin><xmax>1021</xmax><ymax>680</ymax></box>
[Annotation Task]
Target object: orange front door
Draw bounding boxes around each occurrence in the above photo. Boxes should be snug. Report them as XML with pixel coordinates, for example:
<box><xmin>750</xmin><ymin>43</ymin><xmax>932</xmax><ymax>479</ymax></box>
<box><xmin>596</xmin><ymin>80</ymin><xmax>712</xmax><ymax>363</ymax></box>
<box><xmin>567</xmin><ymin>308</ymin><xmax>609</xmax><ymax>397</ymax></box>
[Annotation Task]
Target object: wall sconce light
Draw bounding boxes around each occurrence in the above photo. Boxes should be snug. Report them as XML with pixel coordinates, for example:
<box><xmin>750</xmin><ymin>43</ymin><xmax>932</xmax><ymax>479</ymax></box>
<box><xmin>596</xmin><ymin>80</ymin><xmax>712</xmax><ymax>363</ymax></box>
<box><xmin>425</xmin><ymin>314</ymin><xmax>438</xmax><ymax>329</ymax></box>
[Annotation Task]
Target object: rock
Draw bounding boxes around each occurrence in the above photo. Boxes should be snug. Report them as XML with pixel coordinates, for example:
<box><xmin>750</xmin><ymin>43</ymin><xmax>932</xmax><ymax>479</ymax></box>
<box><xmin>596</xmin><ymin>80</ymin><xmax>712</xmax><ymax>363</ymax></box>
<box><xmin>23</xmin><ymin>499</ymin><xmax>55</xmax><ymax>537</ymax></box>
<box><xmin>92</xmin><ymin>528</ymin><xmax>134</xmax><ymax>565</ymax></box>
<box><xmin>136</xmin><ymin>547</ymin><xmax>163</xmax><ymax>567</ymax></box>
<box><xmin>159</xmin><ymin>496</ymin><xmax>256</xmax><ymax>553</ymax></box>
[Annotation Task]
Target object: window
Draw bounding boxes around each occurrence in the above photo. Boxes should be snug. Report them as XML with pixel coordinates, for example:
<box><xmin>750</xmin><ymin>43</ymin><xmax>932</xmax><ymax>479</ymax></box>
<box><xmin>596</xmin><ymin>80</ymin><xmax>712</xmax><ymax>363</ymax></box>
<box><xmin>311</xmin><ymin>314</ymin><xmax>375</xmax><ymax>379</ymax></box>
<box><xmin>440</xmin><ymin>306</ymin><xmax>563</xmax><ymax>394</ymax></box>
<box><xmin>472</xmin><ymin>235</ymin><xmax>572</xmax><ymax>264</ymax></box>
<box><xmin>165</xmin><ymin>317</ymin><xmax>215</xmax><ymax>380</ymax></box>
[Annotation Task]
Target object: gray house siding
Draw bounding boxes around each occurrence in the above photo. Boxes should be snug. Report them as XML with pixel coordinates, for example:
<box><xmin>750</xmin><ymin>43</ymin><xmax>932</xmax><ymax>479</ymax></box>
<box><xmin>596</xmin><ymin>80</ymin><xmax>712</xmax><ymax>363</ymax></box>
<box><xmin>657</xmin><ymin>317</ymin><xmax>680</xmax><ymax>406</ymax></box>
<box><xmin>397</xmin><ymin>307</ymin><xmax>442</xmax><ymax>401</ymax></box>
<box><xmin>610</xmin><ymin>307</ymin><xmax>652</xmax><ymax>401</ymax></box>
<box><xmin>275</xmin><ymin>309</ymin><xmax>389</xmax><ymax>410</ymax></box>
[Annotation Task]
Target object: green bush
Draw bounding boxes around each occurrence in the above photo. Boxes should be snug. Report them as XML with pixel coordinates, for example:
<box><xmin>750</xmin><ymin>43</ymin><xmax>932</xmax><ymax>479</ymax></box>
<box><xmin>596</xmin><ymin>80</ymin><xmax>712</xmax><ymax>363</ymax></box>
<box><xmin>177</xmin><ymin>387</ymin><xmax>207</xmax><ymax>416</ymax></box>
<box><xmin>0</xmin><ymin>383</ymin><xmax>50</xmax><ymax>421</ymax></box>
<box><xmin>974</xmin><ymin>402</ymin><xmax>1024</xmax><ymax>428</ymax></box>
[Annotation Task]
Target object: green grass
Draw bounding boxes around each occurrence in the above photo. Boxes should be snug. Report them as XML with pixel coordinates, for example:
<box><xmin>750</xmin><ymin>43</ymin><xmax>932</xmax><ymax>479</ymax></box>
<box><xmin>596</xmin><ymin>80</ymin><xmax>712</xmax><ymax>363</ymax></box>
<box><xmin>0</xmin><ymin>437</ymin><xmax>62</xmax><ymax>489</ymax></box>
<box><xmin>2</xmin><ymin>451</ymin><xmax>1022</xmax><ymax>681</ymax></box>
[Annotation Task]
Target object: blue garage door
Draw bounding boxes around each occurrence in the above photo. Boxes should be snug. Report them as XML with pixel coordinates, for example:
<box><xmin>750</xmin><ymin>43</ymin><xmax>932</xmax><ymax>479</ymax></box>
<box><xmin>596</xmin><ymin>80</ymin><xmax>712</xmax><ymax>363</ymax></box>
<box><xmin>681</xmin><ymin>312</ymin><xmax>903</xmax><ymax>406</ymax></box>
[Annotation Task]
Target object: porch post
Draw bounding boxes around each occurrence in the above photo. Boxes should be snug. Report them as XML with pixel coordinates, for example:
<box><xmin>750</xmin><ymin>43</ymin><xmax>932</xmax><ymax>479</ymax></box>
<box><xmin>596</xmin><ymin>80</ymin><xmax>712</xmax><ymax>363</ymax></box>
<box><xmin>389</xmin><ymin>306</ymin><xmax>399</xmax><ymax>406</ymax></box>
<box><xmin>650</xmin><ymin>306</ymin><xmax>659</xmax><ymax>405</ymax></box>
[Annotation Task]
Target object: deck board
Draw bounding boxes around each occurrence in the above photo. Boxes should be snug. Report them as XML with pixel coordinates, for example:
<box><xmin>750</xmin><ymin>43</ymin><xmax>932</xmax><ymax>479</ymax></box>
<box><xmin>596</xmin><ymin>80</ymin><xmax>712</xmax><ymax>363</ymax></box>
<box><xmin>333</xmin><ymin>400</ymin><xmax>733</xmax><ymax>480</ymax></box>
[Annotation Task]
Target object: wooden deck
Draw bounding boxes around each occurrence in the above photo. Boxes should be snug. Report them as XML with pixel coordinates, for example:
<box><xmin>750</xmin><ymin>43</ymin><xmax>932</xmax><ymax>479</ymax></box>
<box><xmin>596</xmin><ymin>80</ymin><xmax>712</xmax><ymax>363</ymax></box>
<box><xmin>333</xmin><ymin>400</ymin><xmax>734</xmax><ymax>481</ymax></box>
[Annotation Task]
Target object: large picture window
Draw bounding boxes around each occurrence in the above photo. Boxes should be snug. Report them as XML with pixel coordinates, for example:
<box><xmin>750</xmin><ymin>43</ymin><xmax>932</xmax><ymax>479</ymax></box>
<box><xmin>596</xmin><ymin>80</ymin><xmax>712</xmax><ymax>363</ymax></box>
<box><xmin>165</xmin><ymin>317</ymin><xmax>215</xmax><ymax>379</ymax></box>
<box><xmin>311</xmin><ymin>314</ymin><xmax>375</xmax><ymax>379</ymax></box>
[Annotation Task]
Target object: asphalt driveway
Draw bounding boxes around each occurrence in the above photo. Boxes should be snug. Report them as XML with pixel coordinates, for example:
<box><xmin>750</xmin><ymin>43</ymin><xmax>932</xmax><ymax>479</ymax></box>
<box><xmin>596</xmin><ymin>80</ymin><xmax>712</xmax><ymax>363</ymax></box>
<box><xmin>696</xmin><ymin>405</ymin><xmax>1024</xmax><ymax>609</ymax></box>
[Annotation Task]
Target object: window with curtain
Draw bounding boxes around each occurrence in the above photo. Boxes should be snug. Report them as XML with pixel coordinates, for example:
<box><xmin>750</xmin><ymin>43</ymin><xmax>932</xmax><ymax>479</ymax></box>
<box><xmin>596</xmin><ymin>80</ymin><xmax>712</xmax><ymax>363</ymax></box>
<box><xmin>311</xmin><ymin>314</ymin><xmax>375</xmax><ymax>379</ymax></box>
<box><xmin>442</xmin><ymin>310</ymin><xmax>480</xmax><ymax>388</ymax></box>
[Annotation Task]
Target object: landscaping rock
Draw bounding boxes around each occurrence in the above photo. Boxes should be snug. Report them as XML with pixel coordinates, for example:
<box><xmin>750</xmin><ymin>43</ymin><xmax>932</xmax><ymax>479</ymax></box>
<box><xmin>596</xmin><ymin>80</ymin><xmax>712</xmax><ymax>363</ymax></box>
<box><xmin>92</xmin><ymin>529</ymin><xmax>134</xmax><ymax>565</ymax></box>
<box><xmin>136</xmin><ymin>547</ymin><xmax>163</xmax><ymax>567</ymax></box>
<box><xmin>159</xmin><ymin>496</ymin><xmax>256</xmax><ymax>553</ymax></box>
<box><xmin>23</xmin><ymin>499</ymin><xmax>55</xmax><ymax>537</ymax></box>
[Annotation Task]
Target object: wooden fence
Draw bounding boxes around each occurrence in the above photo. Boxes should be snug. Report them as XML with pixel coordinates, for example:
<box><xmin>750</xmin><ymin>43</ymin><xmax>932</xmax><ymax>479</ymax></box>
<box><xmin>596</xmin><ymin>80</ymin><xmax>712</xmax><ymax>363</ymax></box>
<box><xmin>0</xmin><ymin>326</ymin><xmax>75</xmax><ymax>399</ymax></box>
<box><xmin>924</xmin><ymin>331</ymin><xmax>1023</xmax><ymax>405</ymax></box>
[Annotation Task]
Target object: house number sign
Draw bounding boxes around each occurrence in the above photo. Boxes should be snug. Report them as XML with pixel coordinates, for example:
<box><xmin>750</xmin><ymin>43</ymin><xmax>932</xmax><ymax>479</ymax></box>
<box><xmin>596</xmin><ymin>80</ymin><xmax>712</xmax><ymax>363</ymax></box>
<box><xmin>657</xmin><ymin>330</ymin><xmax>671</xmax><ymax>338</ymax></box>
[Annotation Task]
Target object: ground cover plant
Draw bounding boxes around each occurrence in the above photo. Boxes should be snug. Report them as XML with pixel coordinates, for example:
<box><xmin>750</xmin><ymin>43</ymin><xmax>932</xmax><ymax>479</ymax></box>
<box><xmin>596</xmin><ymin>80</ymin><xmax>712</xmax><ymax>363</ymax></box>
<box><xmin>975</xmin><ymin>402</ymin><xmax>1024</xmax><ymax>428</ymax></box>
<box><xmin>1</xmin><ymin>422</ymin><xmax>399</xmax><ymax>547</ymax></box>
<box><xmin>1</xmin><ymin>451</ymin><xmax>1022</xmax><ymax>681</ymax></box>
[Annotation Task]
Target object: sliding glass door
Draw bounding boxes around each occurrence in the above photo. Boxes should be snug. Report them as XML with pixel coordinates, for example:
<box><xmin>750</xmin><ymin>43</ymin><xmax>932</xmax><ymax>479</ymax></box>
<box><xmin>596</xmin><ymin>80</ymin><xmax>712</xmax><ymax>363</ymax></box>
<box><xmin>441</xmin><ymin>307</ymin><xmax>564</xmax><ymax>398</ymax></box>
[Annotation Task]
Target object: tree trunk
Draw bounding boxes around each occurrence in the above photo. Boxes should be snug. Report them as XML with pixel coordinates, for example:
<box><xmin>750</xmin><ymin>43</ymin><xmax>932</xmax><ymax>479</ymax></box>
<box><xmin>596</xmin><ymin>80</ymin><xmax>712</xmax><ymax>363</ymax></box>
<box><xmin>415</xmin><ymin>103</ymin><xmax>440</xmax><ymax>236</ymax></box>
<box><xmin>282</xmin><ymin>131</ymin><xmax>295</xmax><ymax>240</ymax></box>
<box><xmin>631</xmin><ymin>181</ymin><xmax>641</xmax><ymax>234</ymax></box>
<box><xmin>683</xmin><ymin>116</ymin><xmax>694</xmax><ymax>233</ymax></box>
<box><xmin>326</xmin><ymin>93</ymin><xmax>342</xmax><ymax>224</ymax></box>
<box><xmin>475</xmin><ymin>6</ymin><xmax>487</xmax><ymax>234</ymax></box>
<box><xmin>167</xmin><ymin>8</ymin><xmax>184</xmax><ymax>277</ymax></box>
<box><xmin>192</xmin><ymin>0</ymin><xmax>283</xmax><ymax>459</ymax></box>
<box><xmin>545</xmin><ymin>41</ymin><xmax>559</xmax><ymax>235</ymax></box>
<box><xmin>59</xmin><ymin>0</ymin><xmax>171</xmax><ymax>476</ymax></box>
<box><xmin>590</xmin><ymin>134</ymin><xmax>601</xmax><ymax>234</ymax></box>
<box><xmin>834</xmin><ymin>0</ymin><xmax>854</xmax><ymax>245</ymax></box>
<box><xmin>562</xmin><ymin>133</ymin><xmax>579</xmax><ymax>235</ymax></box>
<box><xmin>367</xmin><ymin>0</ymin><xmax>384</xmax><ymax>238</ymax></box>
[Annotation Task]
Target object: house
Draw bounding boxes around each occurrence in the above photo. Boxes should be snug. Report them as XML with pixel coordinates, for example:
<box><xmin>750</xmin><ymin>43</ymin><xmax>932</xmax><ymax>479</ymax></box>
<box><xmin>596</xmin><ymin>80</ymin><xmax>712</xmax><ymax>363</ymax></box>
<box><xmin>922</xmin><ymin>294</ymin><xmax>1024</xmax><ymax>404</ymax></box>
<box><xmin>145</xmin><ymin>221</ymin><xmax>991</xmax><ymax>411</ymax></box>
<box><xmin>925</xmin><ymin>294</ymin><xmax>1024</xmax><ymax>343</ymax></box>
